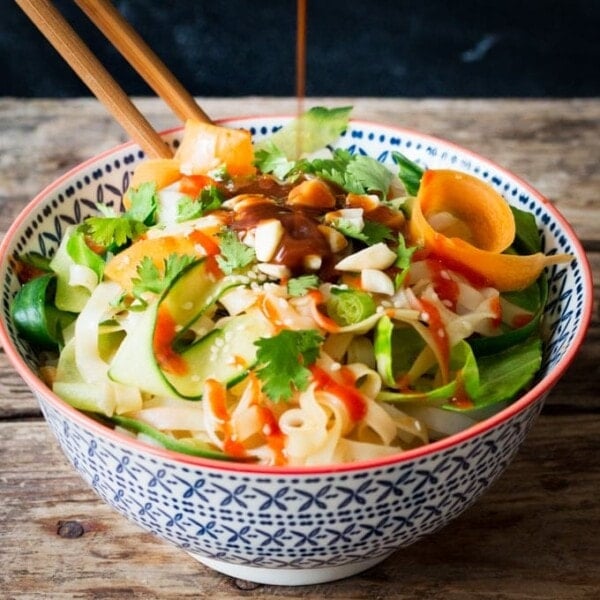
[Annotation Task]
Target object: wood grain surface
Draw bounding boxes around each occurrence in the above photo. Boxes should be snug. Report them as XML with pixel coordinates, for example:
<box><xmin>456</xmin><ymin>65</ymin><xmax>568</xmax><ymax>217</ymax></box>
<box><xmin>0</xmin><ymin>98</ymin><xmax>598</xmax><ymax>599</ymax></box>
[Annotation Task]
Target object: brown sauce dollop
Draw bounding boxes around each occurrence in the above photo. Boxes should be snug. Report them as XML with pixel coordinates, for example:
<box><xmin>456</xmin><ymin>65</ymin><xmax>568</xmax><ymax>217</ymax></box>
<box><xmin>225</xmin><ymin>175</ymin><xmax>295</xmax><ymax>200</ymax></box>
<box><xmin>231</xmin><ymin>200</ymin><xmax>332</xmax><ymax>273</ymax></box>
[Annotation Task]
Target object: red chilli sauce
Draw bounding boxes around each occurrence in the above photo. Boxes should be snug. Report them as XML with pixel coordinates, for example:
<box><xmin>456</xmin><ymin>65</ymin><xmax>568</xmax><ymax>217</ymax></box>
<box><xmin>153</xmin><ymin>305</ymin><xmax>187</xmax><ymax>375</ymax></box>
<box><xmin>418</xmin><ymin>298</ymin><xmax>450</xmax><ymax>382</ymax></box>
<box><xmin>205</xmin><ymin>379</ymin><xmax>247</xmax><ymax>458</ymax></box>
<box><xmin>310</xmin><ymin>365</ymin><xmax>367</xmax><ymax>422</ymax></box>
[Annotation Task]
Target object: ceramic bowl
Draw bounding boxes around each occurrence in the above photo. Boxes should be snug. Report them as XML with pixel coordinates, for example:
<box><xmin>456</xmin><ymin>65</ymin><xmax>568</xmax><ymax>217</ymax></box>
<box><xmin>0</xmin><ymin>117</ymin><xmax>592</xmax><ymax>586</ymax></box>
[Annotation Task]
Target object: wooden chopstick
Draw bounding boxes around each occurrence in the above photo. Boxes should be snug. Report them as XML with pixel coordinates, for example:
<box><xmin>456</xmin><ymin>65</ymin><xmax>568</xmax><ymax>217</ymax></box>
<box><xmin>16</xmin><ymin>0</ymin><xmax>172</xmax><ymax>159</ymax></box>
<box><xmin>73</xmin><ymin>0</ymin><xmax>211</xmax><ymax>124</ymax></box>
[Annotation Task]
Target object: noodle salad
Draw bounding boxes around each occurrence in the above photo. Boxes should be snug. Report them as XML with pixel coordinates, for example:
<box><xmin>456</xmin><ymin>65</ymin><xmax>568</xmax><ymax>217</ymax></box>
<box><xmin>11</xmin><ymin>107</ymin><xmax>570</xmax><ymax>466</ymax></box>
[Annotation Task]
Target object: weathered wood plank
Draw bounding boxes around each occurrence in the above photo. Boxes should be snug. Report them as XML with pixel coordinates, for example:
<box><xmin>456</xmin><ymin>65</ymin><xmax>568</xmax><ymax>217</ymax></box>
<box><xmin>0</xmin><ymin>413</ymin><xmax>598</xmax><ymax>599</ymax></box>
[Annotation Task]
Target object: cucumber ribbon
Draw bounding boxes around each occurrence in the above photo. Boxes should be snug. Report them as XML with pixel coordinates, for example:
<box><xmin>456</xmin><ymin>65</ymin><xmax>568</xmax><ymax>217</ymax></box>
<box><xmin>11</xmin><ymin>273</ymin><xmax>75</xmax><ymax>349</ymax></box>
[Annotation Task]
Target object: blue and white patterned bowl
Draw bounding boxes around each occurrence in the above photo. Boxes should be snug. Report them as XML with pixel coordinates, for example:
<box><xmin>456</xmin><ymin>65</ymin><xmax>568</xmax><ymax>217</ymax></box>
<box><xmin>0</xmin><ymin>117</ymin><xmax>592</xmax><ymax>585</ymax></box>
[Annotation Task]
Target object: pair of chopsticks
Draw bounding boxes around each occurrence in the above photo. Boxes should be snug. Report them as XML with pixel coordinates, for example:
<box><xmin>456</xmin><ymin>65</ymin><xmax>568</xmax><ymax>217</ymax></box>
<box><xmin>16</xmin><ymin>0</ymin><xmax>212</xmax><ymax>158</ymax></box>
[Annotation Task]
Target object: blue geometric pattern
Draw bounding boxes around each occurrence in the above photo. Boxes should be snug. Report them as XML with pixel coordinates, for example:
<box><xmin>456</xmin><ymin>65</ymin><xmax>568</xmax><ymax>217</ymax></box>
<box><xmin>39</xmin><ymin>394</ymin><xmax>541</xmax><ymax>568</ymax></box>
<box><xmin>0</xmin><ymin>118</ymin><xmax>590</xmax><ymax>573</ymax></box>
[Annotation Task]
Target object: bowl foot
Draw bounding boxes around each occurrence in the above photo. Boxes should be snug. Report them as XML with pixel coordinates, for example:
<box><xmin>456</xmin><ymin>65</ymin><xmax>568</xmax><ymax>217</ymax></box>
<box><xmin>187</xmin><ymin>551</ymin><xmax>390</xmax><ymax>585</ymax></box>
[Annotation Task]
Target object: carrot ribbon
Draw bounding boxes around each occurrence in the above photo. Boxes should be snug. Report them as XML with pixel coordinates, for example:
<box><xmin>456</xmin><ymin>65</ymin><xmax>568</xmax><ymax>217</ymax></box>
<box><xmin>409</xmin><ymin>169</ymin><xmax>571</xmax><ymax>292</ymax></box>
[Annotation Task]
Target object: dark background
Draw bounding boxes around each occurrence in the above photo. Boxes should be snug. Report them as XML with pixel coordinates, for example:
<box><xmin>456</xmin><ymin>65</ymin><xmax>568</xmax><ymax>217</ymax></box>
<box><xmin>2</xmin><ymin>0</ymin><xmax>599</xmax><ymax>98</ymax></box>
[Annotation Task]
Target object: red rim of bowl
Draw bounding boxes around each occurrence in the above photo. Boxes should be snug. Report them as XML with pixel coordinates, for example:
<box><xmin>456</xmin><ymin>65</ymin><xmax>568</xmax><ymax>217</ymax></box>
<box><xmin>0</xmin><ymin>116</ymin><xmax>593</xmax><ymax>476</ymax></box>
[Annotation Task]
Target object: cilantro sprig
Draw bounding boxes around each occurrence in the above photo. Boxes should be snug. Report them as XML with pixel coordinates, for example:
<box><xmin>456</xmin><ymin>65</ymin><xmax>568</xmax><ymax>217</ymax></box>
<box><xmin>216</xmin><ymin>229</ymin><xmax>255</xmax><ymax>275</ymax></box>
<box><xmin>83</xmin><ymin>182</ymin><xmax>158</xmax><ymax>250</ymax></box>
<box><xmin>256</xmin><ymin>146</ymin><xmax>394</xmax><ymax>199</ymax></box>
<box><xmin>298</xmin><ymin>149</ymin><xmax>393</xmax><ymax>198</ymax></box>
<box><xmin>131</xmin><ymin>253</ymin><xmax>196</xmax><ymax>303</ymax></box>
<box><xmin>332</xmin><ymin>219</ymin><xmax>393</xmax><ymax>246</ymax></box>
<box><xmin>254</xmin><ymin>330</ymin><xmax>324</xmax><ymax>401</ymax></box>
<box><xmin>254</xmin><ymin>143</ymin><xmax>296</xmax><ymax>180</ymax></box>
<box><xmin>287</xmin><ymin>274</ymin><xmax>320</xmax><ymax>297</ymax></box>
<box><xmin>176</xmin><ymin>186</ymin><xmax>224</xmax><ymax>223</ymax></box>
<box><xmin>84</xmin><ymin>214</ymin><xmax>147</xmax><ymax>249</ymax></box>
<box><xmin>126</xmin><ymin>182</ymin><xmax>159</xmax><ymax>224</ymax></box>
<box><xmin>394</xmin><ymin>234</ymin><xmax>418</xmax><ymax>288</ymax></box>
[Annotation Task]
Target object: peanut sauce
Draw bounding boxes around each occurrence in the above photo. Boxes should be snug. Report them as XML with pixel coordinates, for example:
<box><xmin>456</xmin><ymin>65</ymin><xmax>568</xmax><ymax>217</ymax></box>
<box><xmin>231</xmin><ymin>199</ymin><xmax>334</xmax><ymax>274</ymax></box>
<box><xmin>224</xmin><ymin>175</ymin><xmax>295</xmax><ymax>200</ymax></box>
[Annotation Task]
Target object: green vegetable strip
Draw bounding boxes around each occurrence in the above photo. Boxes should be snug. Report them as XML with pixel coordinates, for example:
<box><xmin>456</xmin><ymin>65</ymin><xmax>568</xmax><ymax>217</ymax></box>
<box><xmin>391</xmin><ymin>151</ymin><xmax>424</xmax><ymax>196</ymax></box>
<box><xmin>66</xmin><ymin>230</ymin><xmax>104</xmax><ymax>280</ymax></box>
<box><xmin>11</xmin><ymin>273</ymin><xmax>74</xmax><ymax>348</ymax></box>
<box><xmin>109</xmin><ymin>415</ymin><xmax>238</xmax><ymax>461</ymax></box>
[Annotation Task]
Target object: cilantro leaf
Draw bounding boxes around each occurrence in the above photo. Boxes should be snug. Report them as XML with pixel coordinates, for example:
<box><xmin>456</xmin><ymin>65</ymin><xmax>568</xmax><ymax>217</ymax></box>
<box><xmin>333</xmin><ymin>218</ymin><xmax>393</xmax><ymax>246</ymax></box>
<box><xmin>175</xmin><ymin>196</ymin><xmax>200</xmax><ymax>223</ymax></box>
<box><xmin>83</xmin><ymin>182</ymin><xmax>158</xmax><ymax>250</ymax></box>
<box><xmin>131</xmin><ymin>258</ymin><xmax>162</xmax><ymax>298</ymax></box>
<box><xmin>298</xmin><ymin>148</ymin><xmax>352</xmax><ymax>188</ymax></box>
<box><xmin>254</xmin><ymin>142</ymin><xmax>296</xmax><ymax>180</ymax></box>
<box><xmin>362</xmin><ymin>221</ymin><xmax>394</xmax><ymax>244</ymax></box>
<box><xmin>344</xmin><ymin>155</ymin><xmax>393</xmax><ymax>197</ymax></box>
<box><xmin>287</xmin><ymin>274</ymin><xmax>320</xmax><ymax>297</ymax></box>
<box><xmin>84</xmin><ymin>215</ymin><xmax>147</xmax><ymax>249</ymax></box>
<box><xmin>127</xmin><ymin>182</ymin><xmax>159</xmax><ymax>224</ymax></box>
<box><xmin>254</xmin><ymin>330</ymin><xmax>324</xmax><ymax>401</ymax></box>
<box><xmin>216</xmin><ymin>229</ymin><xmax>255</xmax><ymax>275</ymax></box>
<box><xmin>331</xmin><ymin>218</ymin><xmax>393</xmax><ymax>246</ymax></box>
<box><xmin>176</xmin><ymin>186</ymin><xmax>224</xmax><ymax>222</ymax></box>
<box><xmin>131</xmin><ymin>254</ymin><xmax>196</xmax><ymax>301</ymax></box>
<box><xmin>395</xmin><ymin>233</ymin><xmax>417</xmax><ymax>270</ymax></box>
<box><xmin>298</xmin><ymin>149</ymin><xmax>392</xmax><ymax>198</ymax></box>
<box><xmin>394</xmin><ymin>234</ymin><xmax>418</xmax><ymax>288</ymax></box>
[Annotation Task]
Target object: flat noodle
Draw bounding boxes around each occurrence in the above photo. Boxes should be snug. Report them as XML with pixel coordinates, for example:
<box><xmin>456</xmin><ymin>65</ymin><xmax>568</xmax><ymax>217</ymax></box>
<box><xmin>381</xmin><ymin>403</ymin><xmax>429</xmax><ymax>447</ymax></box>
<box><xmin>346</xmin><ymin>362</ymin><xmax>382</xmax><ymax>399</ymax></box>
<box><xmin>229</xmin><ymin>378</ymin><xmax>264</xmax><ymax>442</ymax></box>
<box><xmin>401</xmin><ymin>405</ymin><xmax>477</xmax><ymax>440</ymax></box>
<box><xmin>279</xmin><ymin>385</ymin><xmax>329</xmax><ymax>461</ymax></box>
<box><xmin>321</xmin><ymin>332</ymin><xmax>354</xmax><ymax>362</ymax></box>
<box><xmin>129</xmin><ymin>405</ymin><xmax>205</xmax><ymax>431</ymax></box>
<box><xmin>299</xmin><ymin>391</ymin><xmax>344</xmax><ymax>465</ymax></box>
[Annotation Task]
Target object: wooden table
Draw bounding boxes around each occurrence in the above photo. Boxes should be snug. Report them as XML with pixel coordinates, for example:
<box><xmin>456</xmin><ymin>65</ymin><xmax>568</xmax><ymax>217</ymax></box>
<box><xmin>1</xmin><ymin>98</ymin><xmax>598</xmax><ymax>599</ymax></box>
